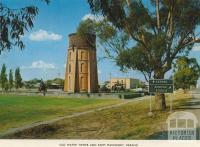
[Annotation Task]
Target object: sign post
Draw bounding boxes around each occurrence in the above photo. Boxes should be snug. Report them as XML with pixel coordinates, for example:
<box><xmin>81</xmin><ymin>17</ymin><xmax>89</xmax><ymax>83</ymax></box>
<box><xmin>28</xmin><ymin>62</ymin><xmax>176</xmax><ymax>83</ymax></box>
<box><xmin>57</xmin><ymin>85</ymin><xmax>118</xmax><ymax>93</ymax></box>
<box><xmin>147</xmin><ymin>95</ymin><xmax>153</xmax><ymax>116</ymax></box>
<box><xmin>170</xmin><ymin>94</ymin><xmax>173</xmax><ymax>112</ymax></box>
<box><xmin>149</xmin><ymin>79</ymin><xmax>174</xmax><ymax>113</ymax></box>
<box><xmin>149</xmin><ymin>79</ymin><xmax>173</xmax><ymax>93</ymax></box>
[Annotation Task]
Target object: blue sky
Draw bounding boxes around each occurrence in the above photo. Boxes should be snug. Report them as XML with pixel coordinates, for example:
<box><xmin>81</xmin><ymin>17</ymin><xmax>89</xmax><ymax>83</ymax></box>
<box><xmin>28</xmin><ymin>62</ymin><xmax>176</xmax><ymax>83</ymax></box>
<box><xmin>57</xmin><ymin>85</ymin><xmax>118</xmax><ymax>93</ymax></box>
<box><xmin>1</xmin><ymin>0</ymin><xmax>200</xmax><ymax>85</ymax></box>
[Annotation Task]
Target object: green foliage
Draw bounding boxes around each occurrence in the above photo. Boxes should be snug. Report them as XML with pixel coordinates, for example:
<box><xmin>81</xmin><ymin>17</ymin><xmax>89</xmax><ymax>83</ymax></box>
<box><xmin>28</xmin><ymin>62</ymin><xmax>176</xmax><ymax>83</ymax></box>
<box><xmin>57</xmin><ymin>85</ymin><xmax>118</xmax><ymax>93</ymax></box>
<box><xmin>87</xmin><ymin>0</ymin><xmax>200</xmax><ymax>110</ymax></box>
<box><xmin>77</xmin><ymin>19</ymin><xmax>96</xmax><ymax>36</ymax></box>
<box><xmin>77</xmin><ymin>18</ymin><xmax>130</xmax><ymax>60</ymax></box>
<box><xmin>4</xmin><ymin>81</ymin><xmax>9</xmax><ymax>92</ymax></box>
<box><xmin>96</xmin><ymin>20</ymin><xmax>130</xmax><ymax>60</ymax></box>
<box><xmin>15</xmin><ymin>67</ymin><xmax>23</xmax><ymax>89</ymax></box>
<box><xmin>174</xmin><ymin>57</ymin><xmax>200</xmax><ymax>90</ymax></box>
<box><xmin>87</xmin><ymin>0</ymin><xmax>200</xmax><ymax>79</ymax></box>
<box><xmin>23</xmin><ymin>78</ymin><xmax>64</xmax><ymax>89</ymax></box>
<box><xmin>9</xmin><ymin>69</ymin><xmax>14</xmax><ymax>90</ymax></box>
<box><xmin>24</xmin><ymin>78</ymin><xmax>40</xmax><ymax>89</ymax></box>
<box><xmin>0</xmin><ymin>64</ymin><xmax>7</xmax><ymax>90</ymax></box>
<box><xmin>0</xmin><ymin>0</ymin><xmax>49</xmax><ymax>53</ymax></box>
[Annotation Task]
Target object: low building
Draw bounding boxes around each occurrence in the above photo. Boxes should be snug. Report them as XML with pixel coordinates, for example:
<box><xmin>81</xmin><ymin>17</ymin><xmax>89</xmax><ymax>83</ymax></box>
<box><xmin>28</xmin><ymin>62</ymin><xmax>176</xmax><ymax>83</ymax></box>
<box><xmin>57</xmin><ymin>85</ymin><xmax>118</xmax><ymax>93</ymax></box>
<box><xmin>48</xmin><ymin>83</ymin><xmax>63</xmax><ymax>89</ymax></box>
<box><xmin>110</xmin><ymin>78</ymin><xmax>140</xmax><ymax>89</ymax></box>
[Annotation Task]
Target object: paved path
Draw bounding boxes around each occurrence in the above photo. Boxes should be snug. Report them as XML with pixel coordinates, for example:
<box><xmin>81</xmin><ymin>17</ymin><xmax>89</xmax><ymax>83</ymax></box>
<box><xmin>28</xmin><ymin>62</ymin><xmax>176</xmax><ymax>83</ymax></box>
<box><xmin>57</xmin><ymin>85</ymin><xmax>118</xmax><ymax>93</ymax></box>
<box><xmin>148</xmin><ymin>88</ymin><xmax>200</xmax><ymax>140</ymax></box>
<box><xmin>0</xmin><ymin>96</ymin><xmax>149</xmax><ymax>138</ymax></box>
<box><xmin>185</xmin><ymin>89</ymin><xmax>200</xmax><ymax>140</ymax></box>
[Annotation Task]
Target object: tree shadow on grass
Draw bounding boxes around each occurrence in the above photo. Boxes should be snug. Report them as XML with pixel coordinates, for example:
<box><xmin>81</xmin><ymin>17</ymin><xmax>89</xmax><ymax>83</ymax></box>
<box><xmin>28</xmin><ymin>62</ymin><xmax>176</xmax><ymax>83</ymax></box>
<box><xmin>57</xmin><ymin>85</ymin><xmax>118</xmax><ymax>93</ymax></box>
<box><xmin>145</xmin><ymin>130</ymin><xmax>168</xmax><ymax>140</ymax></box>
<box><xmin>177</xmin><ymin>98</ymin><xmax>200</xmax><ymax>110</ymax></box>
<box><xmin>146</xmin><ymin>128</ymin><xmax>200</xmax><ymax>140</ymax></box>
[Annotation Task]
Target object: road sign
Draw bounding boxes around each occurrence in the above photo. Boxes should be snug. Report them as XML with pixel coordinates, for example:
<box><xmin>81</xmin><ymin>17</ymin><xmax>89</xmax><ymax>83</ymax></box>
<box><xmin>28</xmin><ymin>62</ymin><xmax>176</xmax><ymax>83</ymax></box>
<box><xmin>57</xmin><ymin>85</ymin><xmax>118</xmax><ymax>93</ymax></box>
<box><xmin>149</xmin><ymin>79</ymin><xmax>173</xmax><ymax>84</ymax></box>
<box><xmin>149</xmin><ymin>79</ymin><xmax>174</xmax><ymax>93</ymax></box>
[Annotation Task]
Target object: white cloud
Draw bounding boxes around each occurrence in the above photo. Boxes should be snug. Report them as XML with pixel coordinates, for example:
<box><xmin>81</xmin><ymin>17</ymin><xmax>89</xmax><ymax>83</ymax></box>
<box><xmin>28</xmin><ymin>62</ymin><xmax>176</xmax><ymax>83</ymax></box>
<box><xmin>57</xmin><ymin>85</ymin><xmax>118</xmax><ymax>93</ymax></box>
<box><xmin>98</xmin><ymin>70</ymin><xmax>101</xmax><ymax>74</ymax></box>
<box><xmin>192</xmin><ymin>45</ymin><xmax>200</xmax><ymax>51</ymax></box>
<box><xmin>82</xmin><ymin>13</ymin><xmax>104</xmax><ymax>22</ymax></box>
<box><xmin>21</xmin><ymin>60</ymin><xmax>56</xmax><ymax>70</ymax></box>
<box><xmin>29</xmin><ymin>29</ymin><xmax>62</xmax><ymax>41</ymax></box>
<box><xmin>64</xmin><ymin>63</ymin><xmax>66</xmax><ymax>68</ymax></box>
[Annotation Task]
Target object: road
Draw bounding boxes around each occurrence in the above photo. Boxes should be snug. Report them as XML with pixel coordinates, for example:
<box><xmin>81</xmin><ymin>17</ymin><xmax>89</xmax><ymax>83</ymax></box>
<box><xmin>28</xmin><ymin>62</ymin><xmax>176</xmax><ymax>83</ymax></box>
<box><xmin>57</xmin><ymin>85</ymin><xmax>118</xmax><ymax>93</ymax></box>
<box><xmin>187</xmin><ymin>88</ymin><xmax>200</xmax><ymax>140</ymax></box>
<box><xmin>148</xmin><ymin>88</ymin><xmax>200</xmax><ymax>140</ymax></box>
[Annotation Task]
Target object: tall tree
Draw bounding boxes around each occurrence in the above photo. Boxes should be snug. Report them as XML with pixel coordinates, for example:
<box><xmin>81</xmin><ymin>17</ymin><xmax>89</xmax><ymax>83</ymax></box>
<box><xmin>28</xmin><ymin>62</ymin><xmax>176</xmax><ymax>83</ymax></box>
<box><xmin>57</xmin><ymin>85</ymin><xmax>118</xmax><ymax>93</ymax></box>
<box><xmin>77</xmin><ymin>19</ymin><xmax>130</xmax><ymax>62</ymax></box>
<box><xmin>0</xmin><ymin>0</ymin><xmax>49</xmax><ymax>54</ymax></box>
<box><xmin>4</xmin><ymin>77</ymin><xmax>9</xmax><ymax>92</ymax></box>
<box><xmin>174</xmin><ymin>57</ymin><xmax>200</xmax><ymax>91</ymax></box>
<box><xmin>0</xmin><ymin>64</ymin><xmax>7</xmax><ymax>90</ymax></box>
<box><xmin>87</xmin><ymin>0</ymin><xmax>200</xmax><ymax>110</ymax></box>
<box><xmin>9</xmin><ymin>69</ymin><xmax>14</xmax><ymax>91</ymax></box>
<box><xmin>15</xmin><ymin>67</ymin><xmax>22</xmax><ymax>89</ymax></box>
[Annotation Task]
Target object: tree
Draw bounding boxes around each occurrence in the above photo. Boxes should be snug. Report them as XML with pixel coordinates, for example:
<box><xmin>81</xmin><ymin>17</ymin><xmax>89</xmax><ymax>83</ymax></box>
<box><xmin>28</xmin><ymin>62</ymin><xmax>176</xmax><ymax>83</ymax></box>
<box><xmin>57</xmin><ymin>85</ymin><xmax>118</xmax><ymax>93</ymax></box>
<box><xmin>4</xmin><ymin>79</ymin><xmax>9</xmax><ymax>92</ymax></box>
<box><xmin>87</xmin><ymin>0</ymin><xmax>200</xmax><ymax>110</ymax></box>
<box><xmin>174</xmin><ymin>57</ymin><xmax>200</xmax><ymax>91</ymax></box>
<box><xmin>0</xmin><ymin>64</ymin><xmax>7</xmax><ymax>90</ymax></box>
<box><xmin>9</xmin><ymin>69</ymin><xmax>14</xmax><ymax>91</ymax></box>
<box><xmin>24</xmin><ymin>78</ymin><xmax>41</xmax><ymax>89</ymax></box>
<box><xmin>0</xmin><ymin>0</ymin><xmax>49</xmax><ymax>54</ymax></box>
<box><xmin>15</xmin><ymin>67</ymin><xmax>22</xmax><ymax>89</ymax></box>
<box><xmin>77</xmin><ymin>19</ymin><xmax>130</xmax><ymax>62</ymax></box>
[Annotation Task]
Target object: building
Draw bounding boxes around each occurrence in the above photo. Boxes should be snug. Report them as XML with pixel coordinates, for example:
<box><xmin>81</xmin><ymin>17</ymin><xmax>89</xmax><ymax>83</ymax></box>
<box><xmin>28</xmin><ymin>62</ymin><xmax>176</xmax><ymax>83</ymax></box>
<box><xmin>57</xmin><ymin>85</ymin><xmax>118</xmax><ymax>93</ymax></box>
<box><xmin>48</xmin><ymin>83</ymin><xmax>63</xmax><ymax>89</ymax></box>
<box><xmin>64</xmin><ymin>33</ymin><xmax>98</xmax><ymax>93</ymax></box>
<box><xmin>110</xmin><ymin>78</ymin><xmax>140</xmax><ymax>89</ymax></box>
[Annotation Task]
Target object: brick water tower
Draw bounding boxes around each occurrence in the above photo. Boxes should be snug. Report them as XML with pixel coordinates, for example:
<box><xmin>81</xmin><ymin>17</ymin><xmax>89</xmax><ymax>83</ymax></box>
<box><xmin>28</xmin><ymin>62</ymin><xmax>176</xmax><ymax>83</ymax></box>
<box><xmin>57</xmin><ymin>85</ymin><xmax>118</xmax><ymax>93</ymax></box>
<box><xmin>64</xmin><ymin>33</ymin><xmax>98</xmax><ymax>93</ymax></box>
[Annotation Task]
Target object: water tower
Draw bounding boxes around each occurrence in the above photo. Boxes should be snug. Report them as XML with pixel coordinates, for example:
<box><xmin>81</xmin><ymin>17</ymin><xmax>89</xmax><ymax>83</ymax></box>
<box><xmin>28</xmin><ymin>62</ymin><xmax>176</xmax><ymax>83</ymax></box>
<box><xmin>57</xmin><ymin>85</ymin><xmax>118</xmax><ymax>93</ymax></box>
<box><xmin>64</xmin><ymin>33</ymin><xmax>98</xmax><ymax>93</ymax></box>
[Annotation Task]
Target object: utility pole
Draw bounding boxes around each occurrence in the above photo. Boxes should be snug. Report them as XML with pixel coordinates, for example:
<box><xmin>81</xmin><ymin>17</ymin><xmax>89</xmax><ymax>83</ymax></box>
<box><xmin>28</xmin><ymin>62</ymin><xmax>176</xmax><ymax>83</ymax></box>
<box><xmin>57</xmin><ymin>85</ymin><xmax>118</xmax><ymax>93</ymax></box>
<box><xmin>109</xmin><ymin>72</ymin><xmax>112</xmax><ymax>89</ymax></box>
<box><xmin>57</xmin><ymin>72</ymin><xmax>61</xmax><ymax>90</ymax></box>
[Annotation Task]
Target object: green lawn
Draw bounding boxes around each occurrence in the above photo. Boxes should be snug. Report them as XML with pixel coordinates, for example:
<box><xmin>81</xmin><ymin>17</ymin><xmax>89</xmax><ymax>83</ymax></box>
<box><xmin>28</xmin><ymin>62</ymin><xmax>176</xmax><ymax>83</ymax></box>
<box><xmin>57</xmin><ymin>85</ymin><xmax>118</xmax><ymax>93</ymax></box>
<box><xmin>0</xmin><ymin>94</ymin><xmax>121</xmax><ymax>133</ymax></box>
<box><xmin>4</xmin><ymin>92</ymin><xmax>192</xmax><ymax>139</ymax></box>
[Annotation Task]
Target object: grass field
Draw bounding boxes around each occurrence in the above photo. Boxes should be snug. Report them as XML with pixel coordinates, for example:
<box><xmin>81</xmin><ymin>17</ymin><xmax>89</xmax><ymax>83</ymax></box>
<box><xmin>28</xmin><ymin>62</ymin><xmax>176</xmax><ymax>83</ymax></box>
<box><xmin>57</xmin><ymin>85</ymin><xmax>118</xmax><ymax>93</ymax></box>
<box><xmin>3</xmin><ymin>92</ymin><xmax>193</xmax><ymax>139</ymax></box>
<box><xmin>0</xmin><ymin>94</ymin><xmax>122</xmax><ymax>133</ymax></box>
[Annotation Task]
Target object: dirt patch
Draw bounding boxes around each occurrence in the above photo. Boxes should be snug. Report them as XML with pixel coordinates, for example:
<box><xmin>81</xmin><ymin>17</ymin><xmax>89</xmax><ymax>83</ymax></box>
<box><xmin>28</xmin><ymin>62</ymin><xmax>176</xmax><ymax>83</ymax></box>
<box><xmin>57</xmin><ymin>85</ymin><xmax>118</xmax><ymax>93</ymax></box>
<box><xmin>6</xmin><ymin>123</ymin><xmax>61</xmax><ymax>139</ymax></box>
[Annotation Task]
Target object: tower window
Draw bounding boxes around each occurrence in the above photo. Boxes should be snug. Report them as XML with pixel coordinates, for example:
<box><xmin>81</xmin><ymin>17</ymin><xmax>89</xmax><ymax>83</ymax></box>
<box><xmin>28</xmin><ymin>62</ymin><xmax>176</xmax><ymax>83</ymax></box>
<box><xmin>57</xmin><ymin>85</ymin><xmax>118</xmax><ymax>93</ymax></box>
<box><xmin>81</xmin><ymin>51</ymin><xmax>84</xmax><ymax>60</ymax></box>
<box><xmin>80</xmin><ymin>77</ymin><xmax>84</xmax><ymax>90</ymax></box>
<box><xmin>69</xmin><ymin>64</ymin><xmax>71</xmax><ymax>73</ymax></box>
<box><xmin>69</xmin><ymin>52</ymin><xmax>72</xmax><ymax>60</ymax></box>
<box><xmin>69</xmin><ymin>76</ymin><xmax>71</xmax><ymax>91</ymax></box>
<box><xmin>81</xmin><ymin>63</ymin><xmax>84</xmax><ymax>72</ymax></box>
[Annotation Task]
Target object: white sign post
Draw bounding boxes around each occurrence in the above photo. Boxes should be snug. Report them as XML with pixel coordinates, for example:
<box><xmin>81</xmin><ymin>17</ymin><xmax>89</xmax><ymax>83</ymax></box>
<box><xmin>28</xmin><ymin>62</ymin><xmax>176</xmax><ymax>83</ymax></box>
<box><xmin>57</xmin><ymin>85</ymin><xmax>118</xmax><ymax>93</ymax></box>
<box><xmin>148</xmin><ymin>95</ymin><xmax>153</xmax><ymax>116</ymax></box>
<box><xmin>170</xmin><ymin>94</ymin><xmax>173</xmax><ymax>112</ymax></box>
